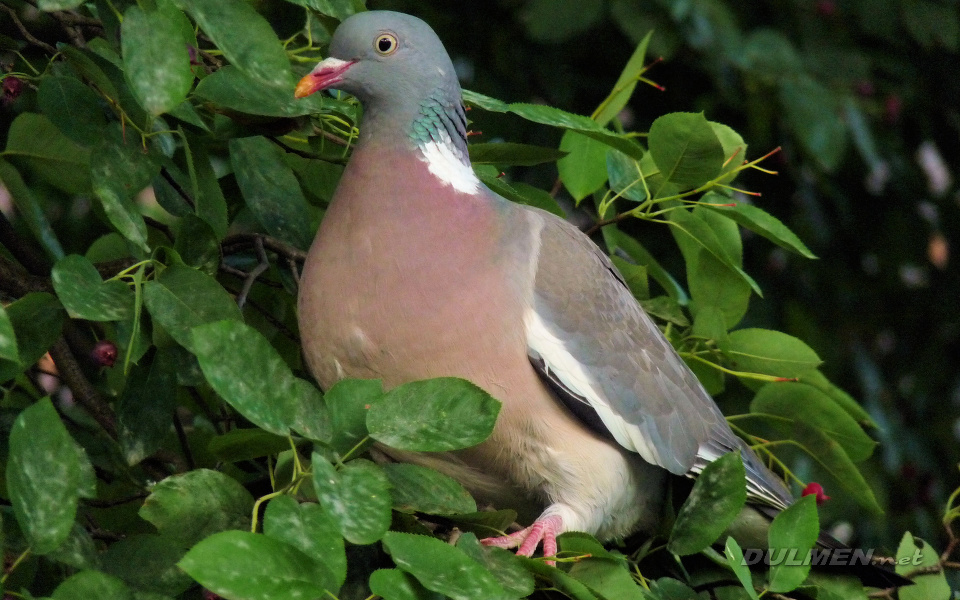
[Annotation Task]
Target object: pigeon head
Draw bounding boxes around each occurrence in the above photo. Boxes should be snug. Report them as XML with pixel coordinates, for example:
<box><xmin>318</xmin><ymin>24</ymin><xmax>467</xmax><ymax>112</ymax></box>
<box><xmin>295</xmin><ymin>11</ymin><xmax>461</xmax><ymax>112</ymax></box>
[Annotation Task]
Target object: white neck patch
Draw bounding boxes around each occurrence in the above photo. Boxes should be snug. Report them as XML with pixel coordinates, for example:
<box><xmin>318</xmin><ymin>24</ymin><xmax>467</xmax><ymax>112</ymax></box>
<box><xmin>417</xmin><ymin>129</ymin><xmax>481</xmax><ymax>195</ymax></box>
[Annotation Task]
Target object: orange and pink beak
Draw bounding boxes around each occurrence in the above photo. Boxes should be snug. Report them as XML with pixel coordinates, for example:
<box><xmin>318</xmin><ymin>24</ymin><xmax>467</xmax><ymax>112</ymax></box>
<box><xmin>295</xmin><ymin>58</ymin><xmax>357</xmax><ymax>98</ymax></box>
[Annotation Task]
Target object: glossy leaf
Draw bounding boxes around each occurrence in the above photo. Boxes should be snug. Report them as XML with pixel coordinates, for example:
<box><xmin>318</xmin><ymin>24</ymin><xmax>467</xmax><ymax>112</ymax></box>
<box><xmin>699</xmin><ymin>200</ymin><xmax>816</xmax><ymax>259</ymax></box>
<box><xmin>368</xmin><ymin>568</ymin><xmax>433</xmax><ymax>600</ymax></box>
<box><xmin>779</xmin><ymin>76</ymin><xmax>847</xmax><ymax>171</ymax></box>
<box><xmin>90</xmin><ymin>130</ymin><xmax>159</xmax><ymax>252</ymax></box>
<box><xmin>324</xmin><ymin>378</ymin><xmax>382</xmax><ymax>455</ymax></box>
<box><xmin>52</xmin><ymin>254</ymin><xmax>134</xmax><ymax>321</ymax></box>
<box><xmin>229</xmin><ymin>136</ymin><xmax>315</xmax><ymax>250</ymax></box>
<box><xmin>790</xmin><ymin>422</ymin><xmax>881</xmax><ymax>513</ymax></box>
<box><xmin>4</xmin><ymin>112</ymin><xmax>91</xmax><ymax>194</ymax></box>
<box><xmin>382</xmin><ymin>531</ymin><xmax>512</xmax><ymax>600</ymax></box>
<box><xmin>668</xmin><ymin>451</ymin><xmax>747</xmax><ymax>556</ymax></box>
<box><xmin>720</xmin><ymin>328</ymin><xmax>822</xmax><ymax>378</ymax></box>
<box><xmin>751</xmin><ymin>382</ymin><xmax>876</xmax><ymax>462</ymax></box>
<box><xmin>558</xmin><ymin>130</ymin><xmax>610</xmax><ymax>202</ymax></box>
<box><xmin>895</xmin><ymin>533</ymin><xmax>950</xmax><ymax>600</ymax></box>
<box><xmin>51</xmin><ymin>570</ymin><xmax>133</xmax><ymax>600</ymax></box>
<box><xmin>767</xmin><ymin>495</ymin><xmax>818</xmax><ymax>592</ymax></box>
<box><xmin>724</xmin><ymin>537</ymin><xmax>761</xmax><ymax>600</ymax></box>
<box><xmin>593</xmin><ymin>31</ymin><xmax>653</xmax><ymax>126</ymax></box>
<box><xmin>367</xmin><ymin>377</ymin><xmax>500</xmax><ymax>452</ymax></box>
<box><xmin>177</xmin><ymin>0</ymin><xmax>292</xmax><ymax>87</ymax></box>
<box><xmin>116</xmin><ymin>349</ymin><xmax>177</xmax><ymax>465</ymax></box>
<box><xmin>7</xmin><ymin>398</ymin><xmax>93</xmax><ymax>554</ymax></box>
<box><xmin>179</xmin><ymin>530</ymin><xmax>333</xmax><ymax>600</ymax></box>
<box><xmin>121</xmin><ymin>6</ymin><xmax>193</xmax><ymax>114</ymax></box>
<box><xmin>191</xmin><ymin>320</ymin><xmax>326</xmax><ymax>437</ymax></box>
<box><xmin>383</xmin><ymin>463</ymin><xmax>477</xmax><ymax>515</ymax></box>
<box><xmin>668</xmin><ymin>208</ymin><xmax>762</xmax><ymax>297</ymax></box>
<box><xmin>143</xmin><ymin>265</ymin><xmax>243</xmax><ymax>352</ymax></box>
<box><xmin>607</xmin><ymin>148</ymin><xmax>648</xmax><ymax>202</ymax></box>
<box><xmin>0</xmin><ymin>292</ymin><xmax>65</xmax><ymax>382</ymax></box>
<box><xmin>37</xmin><ymin>76</ymin><xmax>107</xmax><ymax>147</ymax></box>
<box><xmin>469</xmin><ymin>142</ymin><xmax>567</xmax><ymax>166</ymax></box>
<box><xmin>0</xmin><ymin>159</ymin><xmax>65</xmax><ymax>260</ymax></box>
<box><xmin>0</xmin><ymin>304</ymin><xmax>20</xmax><ymax>363</ymax></box>
<box><xmin>477</xmin><ymin>168</ymin><xmax>565</xmax><ymax>216</ymax></box>
<box><xmin>648</xmin><ymin>112</ymin><xmax>724</xmax><ymax>190</ymax></box>
<box><xmin>207</xmin><ymin>428</ymin><xmax>292</xmax><ymax>462</ymax></box>
<box><xmin>264</xmin><ymin>496</ymin><xmax>346</xmax><ymax>589</ymax></box>
<box><xmin>195</xmin><ymin>66</ymin><xmax>332</xmax><ymax>117</ymax></box>
<box><xmin>100</xmin><ymin>534</ymin><xmax>193</xmax><ymax>596</ymax></box>
<box><xmin>311</xmin><ymin>456</ymin><xmax>392</xmax><ymax>545</ymax></box>
<box><xmin>139</xmin><ymin>469</ymin><xmax>254</xmax><ymax>547</ymax></box>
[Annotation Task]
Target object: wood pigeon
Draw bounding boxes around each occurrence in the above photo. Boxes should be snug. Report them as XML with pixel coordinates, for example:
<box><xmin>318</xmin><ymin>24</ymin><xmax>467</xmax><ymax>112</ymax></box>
<box><xmin>294</xmin><ymin>10</ymin><xmax>905</xmax><ymax>587</ymax></box>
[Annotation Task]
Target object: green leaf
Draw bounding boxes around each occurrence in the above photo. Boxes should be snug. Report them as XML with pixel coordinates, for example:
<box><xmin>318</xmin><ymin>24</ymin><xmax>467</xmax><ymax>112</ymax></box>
<box><xmin>184</xmin><ymin>133</ymin><xmax>230</xmax><ymax>237</ymax></box>
<box><xmin>668</xmin><ymin>208</ymin><xmax>761</xmax><ymax>297</ymax></box>
<box><xmin>593</xmin><ymin>31</ymin><xmax>653</xmax><ymax>126</ymax></box>
<box><xmin>176</xmin><ymin>0</ymin><xmax>292</xmax><ymax>87</ymax></box>
<box><xmin>799</xmin><ymin>370</ymin><xmax>876</xmax><ymax>429</ymax></box>
<box><xmin>723</xmin><ymin>537</ymin><xmax>761</xmax><ymax>600</ymax></box>
<box><xmin>558</xmin><ymin>130</ymin><xmax>610</xmax><ymax>202</ymax></box>
<box><xmin>517</xmin><ymin>556</ymin><xmax>600</xmax><ymax>600</ymax></box>
<box><xmin>779</xmin><ymin>76</ymin><xmax>847</xmax><ymax>171</ymax></box>
<box><xmin>382</xmin><ymin>531</ymin><xmax>511</xmax><ymax>600</ymax></box>
<box><xmin>179</xmin><ymin>530</ymin><xmax>332</xmax><ymax>600</ymax></box>
<box><xmin>101</xmin><ymin>534</ymin><xmax>192</xmax><ymax>596</ymax></box>
<box><xmin>367</xmin><ymin>377</ymin><xmax>500</xmax><ymax>452</ymax></box>
<box><xmin>285</xmin><ymin>0</ymin><xmax>363</xmax><ymax>20</ymax></box>
<box><xmin>709</xmin><ymin>122</ymin><xmax>748</xmax><ymax>184</ymax></box>
<box><xmin>144</xmin><ymin>265</ymin><xmax>243</xmax><ymax>352</ymax></box>
<box><xmin>52</xmin><ymin>254</ymin><xmax>134</xmax><ymax>321</ymax></box>
<box><xmin>121</xmin><ymin>6</ymin><xmax>193</xmax><ymax>114</ymax></box>
<box><xmin>4</xmin><ymin>113</ymin><xmax>91</xmax><ymax>194</ymax></box>
<box><xmin>476</xmin><ymin>168</ymin><xmax>565</xmax><ymax>216</ymax></box>
<box><xmin>457</xmin><ymin>533</ymin><xmax>536</xmax><ymax>598</ymax></box>
<box><xmin>790</xmin><ymin>422</ymin><xmax>881</xmax><ymax>514</ymax></box>
<box><xmin>751</xmin><ymin>382</ymin><xmax>876</xmax><ymax>462</ymax></box>
<box><xmin>52</xmin><ymin>570</ymin><xmax>133</xmax><ymax>600</ymax></box>
<box><xmin>0</xmin><ymin>159</ymin><xmax>65</xmax><ymax>261</ymax></box>
<box><xmin>47</xmin><ymin>523</ymin><xmax>99</xmax><ymax>570</ymax></box>
<box><xmin>668</xmin><ymin>451</ymin><xmax>747</xmax><ymax>556</ymax></box>
<box><xmin>139</xmin><ymin>469</ymin><xmax>254</xmax><ymax>547</ymax></box>
<box><xmin>640</xmin><ymin>296</ymin><xmax>690</xmax><ymax>327</ymax></box>
<box><xmin>767</xmin><ymin>495</ymin><xmax>818</xmax><ymax>592</ymax></box>
<box><xmin>207</xmin><ymin>428</ymin><xmax>292</xmax><ymax>462</ymax></box>
<box><xmin>311</xmin><ymin>456</ymin><xmax>392</xmax><ymax>545</ymax></box>
<box><xmin>191</xmin><ymin>320</ymin><xmax>325</xmax><ymax>437</ymax></box>
<box><xmin>229</xmin><ymin>136</ymin><xmax>315</xmax><ymax>250</ymax></box>
<box><xmin>38</xmin><ymin>76</ymin><xmax>108</xmax><ymax>147</ymax></box>
<box><xmin>0</xmin><ymin>292</ymin><xmax>65</xmax><ymax>382</ymax></box>
<box><xmin>369</xmin><ymin>569</ymin><xmax>433</xmax><ymax>600</ymax></box>
<box><xmin>687</xmin><ymin>249</ymin><xmax>751</xmax><ymax>328</ymax></box>
<box><xmin>175</xmin><ymin>214</ymin><xmax>220</xmax><ymax>274</ymax></box>
<box><xmin>264</xmin><ymin>496</ymin><xmax>345</xmax><ymax>589</ymax></box>
<box><xmin>383</xmin><ymin>463</ymin><xmax>477</xmax><ymax>515</ymax></box>
<box><xmin>7</xmin><ymin>398</ymin><xmax>92</xmax><ymax>554</ymax></box>
<box><xmin>90</xmin><ymin>129</ymin><xmax>160</xmax><ymax>252</ymax></box>
<box><xmin>648</xmin><ymin>112</ymin><xmax>724</xmax><ymax>190</ymax></box>
<box><xmin>720</xmin><ymin>328</ymin><xmax>822</xmax><ymax>378</ymax></box>
<box><xmin>610</xmin><ymin>255</ymin><xmax>649</xmax><ymax>300</ymax></box>
<box><xmin>606</xmin><ymin>149</ymin><xmax>648</xmax><ymax>202</ymax></box>
<box><xmin>698</xmin><ymin>201</ymin><xmax>816</xmax><ymax>259</ymax></box>
<box><xmin>0</xmin><ymin>304</ymin><xmax>20</xmax><ymax>363</ymax></box>
<box><xmin>568</xmin><ymin>557</ymin><xmax>647</xmax><ymax>600</ymax></box>
<box><xmin>323</xmin><ymin>378</ymin><xmax>382</xmax><ymax>455</ymax></box>
<box><xmin>603</xmin><ymin>226</ymin><xmax>688</xmax><ymax>303</ymax></box>
<box><xmin>194</xmin><ymin>66</ymin><xmax>333</xmax><ymax>117</ymax></box>
<box><xmin>895</xmin><ymin>532</ymin><xmax>950</xmax><ymax>600</ymax></box>
<box><xmin>116</xmin><ymin>349</ymin><xmax>177</xmax><ymax>465</ymax></box>
<box><xmin>462</xmin><ymin>90</ymin><xmax>644</xmax><ymax>159</ymax></box>
<box><xmin>469</xmin><ymin>142</ymin><xmax>567</xmax><ymax>166</ymax></box>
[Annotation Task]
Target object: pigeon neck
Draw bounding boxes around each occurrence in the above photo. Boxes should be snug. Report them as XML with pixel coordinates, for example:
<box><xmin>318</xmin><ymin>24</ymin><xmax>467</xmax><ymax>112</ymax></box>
<box><xmin>359</xmin><ymin>86</ymin><xmax>479</xmax><ymax>195</ymax></box>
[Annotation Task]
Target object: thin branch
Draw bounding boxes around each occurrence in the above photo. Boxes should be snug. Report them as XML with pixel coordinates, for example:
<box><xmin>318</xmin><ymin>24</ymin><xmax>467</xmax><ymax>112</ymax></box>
<box><xmin>82</xmin><ymin>492</ymin><xmax>148</xmax><ymax>508</ymax></box>
<box><xmin>49</xmin><ymin>338</ymin><xmax>118</xmax><ymax>439</ymax></box>
<box><xmin>0</xmin><ymin>253</ymin><xmax>53</xmax><ymax>297</ymax></box>
<box><xmin>0</xmin><ymin>212</ymin><xmax>50</xmax><ymax>275</ymax></box>
<box><xmin>235</xmin><ymin>236</ymin><xmax>270</xmax><ymax>308</ymax></box>
<box><xmin>221</xmin><ymin>233</ymin><xmax>307</xmax><ymax>264</ymax></box>
<box><xmin>0</xmin><ymin>3</ymin><xmax>57</xmax><ymax>54</ymax></box>
<box><xmin>172</xmin><ymin>410</ymin><xmax>196</xmax><ymax>471</ymax></box>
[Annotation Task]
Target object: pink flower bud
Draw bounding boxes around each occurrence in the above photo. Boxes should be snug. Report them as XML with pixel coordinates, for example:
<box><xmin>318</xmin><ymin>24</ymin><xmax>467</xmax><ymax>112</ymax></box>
<box><xmin>91</xmin><ymin>340</ymin><xmax>118</xmax><ymax>368</ymax></box>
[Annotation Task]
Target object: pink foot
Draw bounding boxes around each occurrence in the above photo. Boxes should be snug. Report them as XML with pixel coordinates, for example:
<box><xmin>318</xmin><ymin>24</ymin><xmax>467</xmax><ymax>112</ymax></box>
<box><xmin>480</xmin><ymin>514</ymin><xmax>562</xmax><ymax>565</ymax></box>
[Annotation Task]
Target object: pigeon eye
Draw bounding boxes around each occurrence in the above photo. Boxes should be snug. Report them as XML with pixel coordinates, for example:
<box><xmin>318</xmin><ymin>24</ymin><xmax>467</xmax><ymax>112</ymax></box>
<box><xmin>375</xmin><ymin>33</ymin><xmax>398</xmax><ymax>55</ymax></box>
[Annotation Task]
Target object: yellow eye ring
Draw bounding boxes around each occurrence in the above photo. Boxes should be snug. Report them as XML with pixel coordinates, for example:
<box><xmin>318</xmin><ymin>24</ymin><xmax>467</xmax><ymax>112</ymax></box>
<box><xmin>375</xmin><ymin>33</ymin><xmax>398</xmax><ymax>55</ymax></box>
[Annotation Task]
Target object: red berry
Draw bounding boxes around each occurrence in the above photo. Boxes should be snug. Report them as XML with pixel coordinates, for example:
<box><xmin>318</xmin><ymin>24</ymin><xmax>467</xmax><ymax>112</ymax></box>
<box><xmin>801</xmin><ymin>482</ymin><xmax>831</xmax><ymax>505</ymax></box>
<box><xmin>91</xmin><ymin>340</ymin><xmax>118</xmax><ymax>367</ymax></box>
<box><xmin>2</xmin><ymin>77</ymin><xmax>23</xmax><ymax>105</ymax></box>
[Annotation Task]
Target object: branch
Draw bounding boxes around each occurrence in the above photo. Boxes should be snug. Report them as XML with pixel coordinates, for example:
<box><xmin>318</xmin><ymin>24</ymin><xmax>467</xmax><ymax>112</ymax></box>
<box><xmin>49</xmin><ymin>338</ymin><xmax>117</xmax><ymax>439</ymax></box>
<box><xmin>221</xmin><ymin>233</ymin><xmax>307</xmax><ymax>264</ymax></box>
<box><xmin>0</xmin><ymin>3</ymin><xmax>57</xmax><ymax>54</ymax></box>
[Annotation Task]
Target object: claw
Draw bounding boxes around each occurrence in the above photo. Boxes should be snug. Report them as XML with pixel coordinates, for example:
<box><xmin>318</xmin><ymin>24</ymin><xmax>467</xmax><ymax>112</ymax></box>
<box><xmin>480</xmin><ymin>514</ymin><xmax>562</xmax><ymax>566</ymax></box>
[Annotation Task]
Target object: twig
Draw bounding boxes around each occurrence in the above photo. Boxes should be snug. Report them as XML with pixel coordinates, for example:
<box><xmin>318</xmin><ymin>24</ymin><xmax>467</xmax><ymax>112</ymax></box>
<box><xmin>82</xmin><ymin>492</ymin><xmax>148</xmax><ymax>508</ymax></box>
<box><xmin>144</xmin><ymin>216</ymin><xmax>174</xmax><ymax>242</ymax></box>
<box><xmin>0</xmin><ymin>212</ymin><xmax>50</xmax><ymax>275</ymax></box>
<box><xmin>236</xmin><ymin>237</ymin><xmax>269</xmax><ymax>309</ymax></box>
<box><xmin>49</xmin><ymin>338</ymin><xmax>118</xmax><ymax>439</ymax></box>
<box><xmin>172</xmin><ymin>410</ymin><xmax>195</xmax><ymax>470</ymax></box>
<box><xmin>221</xmin><ymin>233</ymin><xmax>307</xmax><ymax>263</ymax></box>
<box><xmin>0</xmin><ymin>253</ymin><xmax>53</xmax><ymax>297</ymax></box>
<box><xmin>0</xmin><ymin>3</ymin><xmax>57</xmax><ymax>54</ymax></box>
<box><xmin>583</xmin><ymin>210</ymin><xmax>635</xmax><ymax>237</ymax></box>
